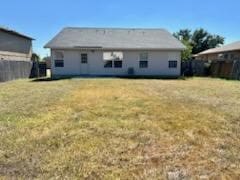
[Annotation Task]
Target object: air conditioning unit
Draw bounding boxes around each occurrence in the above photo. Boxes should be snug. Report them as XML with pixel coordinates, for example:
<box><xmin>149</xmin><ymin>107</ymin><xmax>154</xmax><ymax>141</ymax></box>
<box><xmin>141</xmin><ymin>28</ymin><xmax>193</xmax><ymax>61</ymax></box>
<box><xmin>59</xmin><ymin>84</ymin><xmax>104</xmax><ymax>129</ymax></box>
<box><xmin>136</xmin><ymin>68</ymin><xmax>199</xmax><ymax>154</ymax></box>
<box><xmin>128</xmin><ymin>67</ymin><xmax>134</xmax><ymax>75</ymax></box>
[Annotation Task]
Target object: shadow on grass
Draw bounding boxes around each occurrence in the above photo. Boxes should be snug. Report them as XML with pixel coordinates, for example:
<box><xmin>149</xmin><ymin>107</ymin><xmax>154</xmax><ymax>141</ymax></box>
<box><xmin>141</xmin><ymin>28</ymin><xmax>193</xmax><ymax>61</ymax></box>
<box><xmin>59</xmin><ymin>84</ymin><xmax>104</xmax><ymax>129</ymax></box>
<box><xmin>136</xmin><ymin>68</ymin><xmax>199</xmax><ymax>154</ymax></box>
<box><xmin>31</xmin><ymin>75</ymin><xmax>187</xmax><ymax>82</ymax></box>
<box><xmin>31</xmin><ymin>77</ymin><xmax>72</xmax><ymax>82</ymax></box>
<box><xmin>119</xmin><ymin>76</ymin><xmax>187</xmax><ymax>80</ymax></box>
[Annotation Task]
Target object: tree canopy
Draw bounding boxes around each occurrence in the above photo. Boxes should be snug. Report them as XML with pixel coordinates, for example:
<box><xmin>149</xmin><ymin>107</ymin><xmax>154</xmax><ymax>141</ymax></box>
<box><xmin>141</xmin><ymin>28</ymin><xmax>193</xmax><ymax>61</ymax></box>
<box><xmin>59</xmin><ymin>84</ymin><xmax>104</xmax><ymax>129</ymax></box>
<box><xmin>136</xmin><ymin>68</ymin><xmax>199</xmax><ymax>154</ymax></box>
<box><xmin>31</xmin><ymin>53</ymin><xmax>41</xmax><ymax>62</ymax></box>
<box><xmin>173</xmin><ymin>28</ymin><xmax>224</xmax><ymax>60</ymax></box>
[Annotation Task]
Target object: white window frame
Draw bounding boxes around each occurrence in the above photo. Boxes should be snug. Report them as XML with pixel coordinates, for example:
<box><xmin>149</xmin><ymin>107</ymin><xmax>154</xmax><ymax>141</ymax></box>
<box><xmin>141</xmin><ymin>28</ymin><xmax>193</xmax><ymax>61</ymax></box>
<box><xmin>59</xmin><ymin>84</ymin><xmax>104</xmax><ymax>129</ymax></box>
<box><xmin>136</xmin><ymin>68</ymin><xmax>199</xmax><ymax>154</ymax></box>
<box><xmin>139</xmin><ymin>61</ymin><xmax>148</xmax><ymax>68</ymax></box>
<box><xmin>104</xmin><ymin>60</ymin><xmax>113</xmax><ymax>68</ymax></box>
<box><xmin>103</xmin><ymin>51</ymin><xmax>123</xmax><ymax>68</ymax></box>
<box><xmin>140</xmin><ymin>52</ymin><xmax>148</xmax><ymax>61</ymax></box>
<box><xmin>81</xmin><ymin>53</ymin><xmax>88</xmax><ymax>64</ymax></box>
<box><xmin>114</xmin><ymin>60</ymin><xmax>123</xmax><ymax>68</ymax></box>
<box><xmin>54</xmin><ymin>51</ymin><xmax>64</xmax><ymax>68</ymax></box>
<box><xmin>139</xmin><ymin>52</ymin><xmax>148</xmax><ymax>68</ymax></box>
<box><xmin>168</xmin><ymin>60</ymin><xmax>178</xmax><ymax>68</ymax></box>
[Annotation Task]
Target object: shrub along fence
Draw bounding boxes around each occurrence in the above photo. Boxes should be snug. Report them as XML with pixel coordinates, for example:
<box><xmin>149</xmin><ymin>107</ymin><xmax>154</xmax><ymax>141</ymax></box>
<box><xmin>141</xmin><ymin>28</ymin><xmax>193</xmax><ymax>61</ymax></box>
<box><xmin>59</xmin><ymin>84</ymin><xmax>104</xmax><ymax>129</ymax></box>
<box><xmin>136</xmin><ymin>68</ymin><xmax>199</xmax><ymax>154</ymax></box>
<box><xmin>0</xmin><ymin>60</ymin><xmax>47</xmax><ymax>82</ymax></box>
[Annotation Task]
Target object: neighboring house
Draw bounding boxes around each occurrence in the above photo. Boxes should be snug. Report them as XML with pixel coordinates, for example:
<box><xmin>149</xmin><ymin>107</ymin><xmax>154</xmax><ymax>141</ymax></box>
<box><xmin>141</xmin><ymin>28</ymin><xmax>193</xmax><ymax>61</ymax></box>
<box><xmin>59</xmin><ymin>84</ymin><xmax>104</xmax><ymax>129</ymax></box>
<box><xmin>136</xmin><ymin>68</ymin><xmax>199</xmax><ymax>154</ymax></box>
<box><xmin>0</xmin><ymin>27</ymin><xmax>34</xmax><ymax>61</ymax></box>
<box><xmin>44</xmin><ymin>27</ymin><xmax>185</xmax><ymax>77</ymax></box>
<box><xmin>0</xmin><ymin>27</ymin><xmax>34</xmax><ymax>82</ymax></box>
<box><xmin>195</xmin><ymin>41</ymin><xmax>240</xmax><ymax>61</ymax></box>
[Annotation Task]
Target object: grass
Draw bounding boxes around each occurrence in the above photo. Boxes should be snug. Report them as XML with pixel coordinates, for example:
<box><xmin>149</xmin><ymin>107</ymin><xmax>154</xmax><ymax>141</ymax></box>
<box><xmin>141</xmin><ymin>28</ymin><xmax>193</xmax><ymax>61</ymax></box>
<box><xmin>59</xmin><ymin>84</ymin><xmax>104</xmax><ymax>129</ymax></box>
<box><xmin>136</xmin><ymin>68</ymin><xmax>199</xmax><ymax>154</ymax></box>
<box><xmin>0</xmin><ymin>77</ymin><xmax>240</xmax><ymax>179</ymax></box>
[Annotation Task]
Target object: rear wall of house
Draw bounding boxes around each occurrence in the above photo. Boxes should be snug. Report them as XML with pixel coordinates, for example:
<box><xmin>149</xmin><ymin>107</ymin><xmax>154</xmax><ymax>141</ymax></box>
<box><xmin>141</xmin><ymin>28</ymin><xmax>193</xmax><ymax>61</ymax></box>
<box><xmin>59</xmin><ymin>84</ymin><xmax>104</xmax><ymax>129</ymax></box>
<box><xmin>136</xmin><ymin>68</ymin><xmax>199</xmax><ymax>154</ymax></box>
<box><xmin>51</xmin><ymin>49</ymin><xmax>181</xmax><ymax>77</ymax></box>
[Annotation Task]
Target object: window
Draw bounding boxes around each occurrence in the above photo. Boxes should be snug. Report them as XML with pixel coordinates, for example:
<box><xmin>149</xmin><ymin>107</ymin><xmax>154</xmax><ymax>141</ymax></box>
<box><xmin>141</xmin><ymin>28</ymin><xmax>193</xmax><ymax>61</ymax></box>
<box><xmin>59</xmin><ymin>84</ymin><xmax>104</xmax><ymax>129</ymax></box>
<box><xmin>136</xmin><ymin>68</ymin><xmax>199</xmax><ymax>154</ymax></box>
<box><xmin>104</xmin><ymin>60</ymin><xmax>112</xmax><ymax>68</ymax></box>
<box><xmin>103</xmin><ymin>51</ymin><xmax>123</xmax><ymax>68</ymax></box>
<box><xmin>140</xmin><ymin>52</ymin><xmax>148</xmax><ymax>61</ymax></box>
<box><xmin>224</xmin><ymin>54</ymin><xmax>229</xmax><ymax>59</ymax></box>
<box><xmin>55</xmin><ymin>52</ymin><xmax>64</xmax><ymax>59</ymax></box>
<box><xmin>139</xmin><ymin>61</ymin><xmax>148</xmax><ymax>68</ymax></box>
<box><xmin>54</xmin><ymin>52</ymin><xmax>64</xmax><ymax>67</ymax></box>
<box><xmin>55</xmin><ymin>60</ymin><xmax>64</xmax><ymax>67</ymax></box>
<box><xmin>104</xmin><ymin>52</ymin><xmax>123</xmax><ymax>61</ymax></box>
<box><xmin>104</xmin><ymin>60</ymin><xmax>122</xmax><ymax>68</ymax></box>
<box><xmin>81</xmin><ymin>53</ymin><xmax>88</xmax><ymax>63</ymax></box>
<box><xmin>169</xmin><ymin>61</ymin><xmax>177</xmax><ymax>68</ymax></box>
<box><xmin>114</xmin><ymin>61</ymin><xmax>122</xmax><ymax>68</ymax></box>
<box><xmin>139</xmin><ymin>52</ymin><xmax>148</xmax><ymax>68</ymax></box>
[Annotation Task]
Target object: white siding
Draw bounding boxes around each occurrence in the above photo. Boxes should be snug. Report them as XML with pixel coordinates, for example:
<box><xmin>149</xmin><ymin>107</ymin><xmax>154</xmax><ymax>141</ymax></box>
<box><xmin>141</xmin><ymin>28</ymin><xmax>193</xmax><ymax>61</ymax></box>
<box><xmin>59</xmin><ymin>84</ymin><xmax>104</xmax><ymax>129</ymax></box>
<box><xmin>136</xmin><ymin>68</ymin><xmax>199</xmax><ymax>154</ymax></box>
<box><xmin>51</xmin><ymin>49</ymin><xmax>181</xmax><ymax>77</ymax></box>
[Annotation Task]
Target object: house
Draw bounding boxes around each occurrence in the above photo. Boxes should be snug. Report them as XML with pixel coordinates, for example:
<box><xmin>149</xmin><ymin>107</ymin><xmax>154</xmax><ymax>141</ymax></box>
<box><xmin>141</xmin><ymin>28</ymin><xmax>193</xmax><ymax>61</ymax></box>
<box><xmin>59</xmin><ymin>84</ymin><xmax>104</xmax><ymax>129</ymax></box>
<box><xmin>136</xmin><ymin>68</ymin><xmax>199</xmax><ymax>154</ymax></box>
<box><xmin>195</xmin><ymin>41</ymin><xmax>240</xmax><ymax>61</ymax></box>
<box><xmin>0</xmin><ymin>27</ymin><xmax>34</xmax><ymax>82</ymax></box>
<box><xmin>0</xmin><ymin>27</ymin><xmax>34</xmax><ymax>61</ymax></box>
<box><xmin>44</xmin><ymin>27</ymin><xmax>185</xmax><ymax>77</ymax></box>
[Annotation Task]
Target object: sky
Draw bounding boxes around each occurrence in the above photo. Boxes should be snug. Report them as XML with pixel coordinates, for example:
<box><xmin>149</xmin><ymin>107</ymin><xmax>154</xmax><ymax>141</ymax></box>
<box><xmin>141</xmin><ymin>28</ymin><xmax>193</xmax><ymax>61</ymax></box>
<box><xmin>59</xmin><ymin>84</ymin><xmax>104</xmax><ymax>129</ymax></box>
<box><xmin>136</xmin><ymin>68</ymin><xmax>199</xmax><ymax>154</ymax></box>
<box><xmin>0</xmin><ymin>0</ymin><xmax>239</xmax><ymax>57</ymax></box>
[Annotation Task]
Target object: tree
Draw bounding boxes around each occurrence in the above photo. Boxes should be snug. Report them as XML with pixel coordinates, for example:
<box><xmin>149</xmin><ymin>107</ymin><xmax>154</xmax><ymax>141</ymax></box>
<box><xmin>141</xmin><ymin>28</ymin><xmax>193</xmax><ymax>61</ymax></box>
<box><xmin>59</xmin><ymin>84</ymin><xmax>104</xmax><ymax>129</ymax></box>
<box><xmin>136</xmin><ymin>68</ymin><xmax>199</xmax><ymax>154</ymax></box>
<box><xmin>191</xmin><ymin>28</ymin><xmax>224</xmax><ymax>54</ymax></box>
<box><xmin>206</xmin><ymin>35</ymin><xmax>225</xmax><ymax>49</ymax></box>
<box><xmin>174</xmin><ymin>28</ymin><xmax>224</xmax><ymax>60</ymax></box>
<box><xmin>174</xmin><ymin>29</ymin><xmax>193</xmax><ymax>60</ymax></box>
<box><xmin>42</xmin><ymin>56</ymin><xmax>50</xmax><ymax>62</ymax></box>
<box><xmin>173</xmin><ymin>29</ymin><xmax>192</xmax><ymax>41</ymax></box>
<box><xmin>181</xmin><ymin>40</ymin><xmax>193</xmax><ymax>61</ymax></box>
<box><xmin>31</xmin><ymin>53</ymin><xmax>40</xmax><ymax>62</ymax></box>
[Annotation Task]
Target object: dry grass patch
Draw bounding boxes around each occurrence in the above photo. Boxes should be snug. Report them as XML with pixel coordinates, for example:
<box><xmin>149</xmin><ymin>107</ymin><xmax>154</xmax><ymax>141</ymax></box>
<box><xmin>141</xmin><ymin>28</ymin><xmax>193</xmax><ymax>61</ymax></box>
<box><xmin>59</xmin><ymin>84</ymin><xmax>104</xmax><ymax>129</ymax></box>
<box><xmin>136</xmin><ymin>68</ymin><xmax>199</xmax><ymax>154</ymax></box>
<box><xmin>0</xmin><ymin>78</ymin><xmax>240</xmax><ymax>179</ymax></box>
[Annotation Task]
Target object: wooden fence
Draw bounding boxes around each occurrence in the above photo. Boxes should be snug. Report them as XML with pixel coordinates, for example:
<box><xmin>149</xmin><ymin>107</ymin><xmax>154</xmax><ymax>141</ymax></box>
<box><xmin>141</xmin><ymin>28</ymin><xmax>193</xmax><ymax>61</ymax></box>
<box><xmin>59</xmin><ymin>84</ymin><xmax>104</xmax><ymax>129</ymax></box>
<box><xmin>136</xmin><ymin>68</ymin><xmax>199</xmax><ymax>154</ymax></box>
<box><xmin>30</xmin><ymin>61</ymin><xmax>47</xmax><ymax>78</ymax></box>
<box><xmin>210</xmin><ymin>60</ymin><xmax>240</xmax><ymax>80</ymax></box>
<box><xmin>182</xmin><ymin>59</ymin><xmax>240</xmax><ymax>80</ymax></box>
<box><xmin>0</xmin><ymin>60</ymin><xmax>32</xmax><ymax>82</ymax></box>
<box><xmin>0</xmin><ymin>60</ymin><xmax>47</xmax><ymax>82</ymax></box>
<box><xmin>181</xmin><ymin>60</ymin><xmax>207</xmax><ymax>76</ymax></box>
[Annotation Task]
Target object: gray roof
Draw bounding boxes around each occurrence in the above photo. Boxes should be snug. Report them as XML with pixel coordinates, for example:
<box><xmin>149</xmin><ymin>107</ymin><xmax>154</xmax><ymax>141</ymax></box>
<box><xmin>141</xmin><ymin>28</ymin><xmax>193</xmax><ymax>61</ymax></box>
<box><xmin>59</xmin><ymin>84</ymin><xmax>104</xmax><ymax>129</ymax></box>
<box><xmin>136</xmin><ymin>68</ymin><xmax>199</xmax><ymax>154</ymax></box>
<box><xmin>198</xmin><ymin>41</ymin><xmax>240</xmax><ymax>55</ymax></box>
<box><xmin>0</xmin><ymin>26</ymin><xmax>34</xmax><ymax>40</ymax></box>
<box><xmin>44</xmin><ymin>27</ymin><xmax>185</xmax><ymax>50</ymax></box>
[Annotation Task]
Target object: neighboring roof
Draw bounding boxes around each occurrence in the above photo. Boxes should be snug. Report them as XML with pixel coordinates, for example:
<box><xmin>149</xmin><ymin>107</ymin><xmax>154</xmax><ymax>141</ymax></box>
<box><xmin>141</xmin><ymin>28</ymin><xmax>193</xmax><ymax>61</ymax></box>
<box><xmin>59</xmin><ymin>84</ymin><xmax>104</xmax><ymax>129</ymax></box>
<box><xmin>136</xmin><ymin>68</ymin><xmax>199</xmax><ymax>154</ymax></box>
<box><xmin>0</xmin><ymin>26</ymin><xmax>34</xmax><ymax>40</ymax></box>
<box><xmin>44</xmin><ymin>27</ymin><xmax>185</xmax><ymax>50</ymax></box>
<box><xmin>197</xmin><ymin>41</ymin><xmax>240</xmax><ymax>55</ymax></box>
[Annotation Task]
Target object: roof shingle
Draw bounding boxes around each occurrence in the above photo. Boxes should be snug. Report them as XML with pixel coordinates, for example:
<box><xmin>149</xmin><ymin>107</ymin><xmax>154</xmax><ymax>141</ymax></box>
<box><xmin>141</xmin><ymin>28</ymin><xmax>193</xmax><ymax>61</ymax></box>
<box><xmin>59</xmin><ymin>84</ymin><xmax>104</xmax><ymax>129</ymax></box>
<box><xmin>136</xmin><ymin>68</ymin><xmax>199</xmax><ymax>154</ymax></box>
<box><xmin>198</xmin><ymin>41</ymin><xmax>240</xmax><ymax>55</ymax></box>
<box><xmin>0</xmin><ymin>26</ymin><xmax>34</xmax><ymax>40</ymax></box>
<box><xmin>44</xmin><ymin>27</ymin><xmax>185</xmax><ymax>50</ymax></box>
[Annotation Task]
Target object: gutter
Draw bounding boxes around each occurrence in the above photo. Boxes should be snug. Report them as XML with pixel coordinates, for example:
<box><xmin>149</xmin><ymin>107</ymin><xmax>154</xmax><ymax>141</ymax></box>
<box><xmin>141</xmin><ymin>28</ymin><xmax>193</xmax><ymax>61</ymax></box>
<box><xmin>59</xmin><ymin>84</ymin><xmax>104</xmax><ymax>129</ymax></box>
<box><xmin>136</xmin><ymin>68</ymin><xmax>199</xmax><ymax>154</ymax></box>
<box><xmin>44</xmin><ymin>46</ymin><xmax>185</xmax><ymax>51</ymax></box>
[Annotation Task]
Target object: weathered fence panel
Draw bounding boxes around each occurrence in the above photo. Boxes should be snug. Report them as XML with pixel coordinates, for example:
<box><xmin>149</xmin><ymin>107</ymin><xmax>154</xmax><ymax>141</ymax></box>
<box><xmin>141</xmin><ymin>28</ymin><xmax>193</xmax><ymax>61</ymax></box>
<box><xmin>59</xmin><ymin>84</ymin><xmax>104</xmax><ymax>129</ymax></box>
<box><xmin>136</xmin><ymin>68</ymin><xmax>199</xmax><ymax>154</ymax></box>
<box><xmin>39</xmin><ymin>62</ymin><xmax>47</xmax><ymax>77</ymax></box>
<box><xmin>191</xmin><ymin>60</ymin><xmax>206</xmax><ymax>76</ymax></box>
<box><xmin>210</xmin><ymin>60</ymin><xmax>240</xmax><ymax>80</ymax></box>
<box><xmin>0</xmin><ymin>60</ymin><xmax>33</xmax><ymax>82</ymax></box>
<box><xmin>0</xmin><ymin>60</ymin><xmax>47</xmax><ymax>82</ymax></box>
<box><xmin>181</xmin><ymin>60</ymin><xmax>207</xmax><ymax>76</ymax></box>
<box><xmin>231</xmin><ymin>60</ymin><xmax>240</xmax><ymax>80</ymax></box>
<box><xmin>30</xmin><ymin>61</ymin><xmax>47</xmax><ymax>78</ymax></box>
<box><xmin>182</xmin><ymin>59</ymin><xmax>240</xmax><ymax>80</ymax></box>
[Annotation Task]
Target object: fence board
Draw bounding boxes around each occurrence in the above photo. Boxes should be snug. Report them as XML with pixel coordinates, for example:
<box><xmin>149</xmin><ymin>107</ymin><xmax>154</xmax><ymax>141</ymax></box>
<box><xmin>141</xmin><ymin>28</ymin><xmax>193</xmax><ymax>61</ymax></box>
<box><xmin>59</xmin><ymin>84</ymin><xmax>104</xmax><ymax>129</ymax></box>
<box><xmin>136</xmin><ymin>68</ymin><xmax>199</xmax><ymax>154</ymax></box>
<box><xmin>210</xmin><ymin>60</ymin><xmax>240</xmax><ymax>80</ymax></box>
<box><xmin>0</xmin><ymin>60</ymin><xmax>33</xmax><ymax>82</ymax></box>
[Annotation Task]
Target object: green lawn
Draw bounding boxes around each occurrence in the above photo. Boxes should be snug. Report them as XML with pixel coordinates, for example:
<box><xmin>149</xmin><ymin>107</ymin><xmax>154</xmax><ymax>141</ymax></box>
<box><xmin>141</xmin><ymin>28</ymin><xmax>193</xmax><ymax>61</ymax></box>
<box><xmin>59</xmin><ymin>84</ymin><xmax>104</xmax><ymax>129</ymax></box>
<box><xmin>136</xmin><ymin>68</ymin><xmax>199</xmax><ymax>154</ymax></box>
<box><xmin>0</xmin><ymin>78</ymin><xmax>240</xmax><ymax>179</ymax></box>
